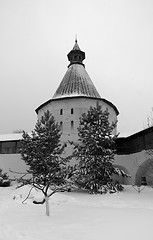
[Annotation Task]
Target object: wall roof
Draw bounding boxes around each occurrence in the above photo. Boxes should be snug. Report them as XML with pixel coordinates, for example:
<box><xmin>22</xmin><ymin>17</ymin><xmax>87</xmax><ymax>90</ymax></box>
<box><xmin>0</xmin><ymin>133</ymin><xmax>22</xmax><ymax>142</ymax></box>
<box><xmin>116</xmin><ymin>126</ymin><xmax>153</xmax><ymax>154</ymax></box>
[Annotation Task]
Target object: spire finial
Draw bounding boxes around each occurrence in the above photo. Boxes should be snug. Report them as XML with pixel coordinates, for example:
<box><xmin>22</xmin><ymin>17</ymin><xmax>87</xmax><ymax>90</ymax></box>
<box><xmin>67</xmin><ymin>38</ymin><xmax>85</xmax><ymax>67</ymax></box>
<box><xmin>75</xmin><ymin>34</ymin><xmax>77</xmax><ymax>43</ymax></box>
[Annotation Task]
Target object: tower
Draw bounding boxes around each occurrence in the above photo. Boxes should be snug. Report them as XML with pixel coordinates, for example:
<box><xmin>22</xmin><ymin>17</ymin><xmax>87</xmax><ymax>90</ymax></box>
<box><xmin>35</xmin><ymin>40</ymin><xmax>119</xmax><ymax>156</ymax></box>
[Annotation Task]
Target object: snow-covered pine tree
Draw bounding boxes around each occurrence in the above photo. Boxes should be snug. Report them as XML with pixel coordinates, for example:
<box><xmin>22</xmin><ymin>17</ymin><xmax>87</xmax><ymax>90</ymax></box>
<box><xmin>20</xmin><ymin>110</ymin><xmax>70</xmax><ymax>216</ymax></box>
<box><xmin>72</xmin><ymin>102</ymin><xmax>127</xmax><ymax>194</ymax></box>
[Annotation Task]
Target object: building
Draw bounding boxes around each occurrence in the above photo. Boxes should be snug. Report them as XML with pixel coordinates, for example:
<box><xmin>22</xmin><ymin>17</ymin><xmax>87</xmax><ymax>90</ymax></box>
<box><xmin>35</xmin><ymin>40</ymin><xmax>119</xmax><ymax>159</ymax></box>
<box><xmin>0</xmin><ymin>133</ymin><xmax>27</xmax><ymax>178</ymax></box>
<box><xmin>115</xmin><ymin>126</ymin><xmax>153</xmax><ymax>185</ymax></box>
<box><xmin>0</xmin><ymin>40</ymin><xmax>153</xmax><ymax>185</ymax></box>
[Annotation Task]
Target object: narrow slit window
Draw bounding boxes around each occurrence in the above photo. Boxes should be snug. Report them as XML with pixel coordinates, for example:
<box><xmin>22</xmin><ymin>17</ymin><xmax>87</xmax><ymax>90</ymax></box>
<box><xmin>60</xmin><ymin>109</ymin><xmax>63</xmax><ymax>115</ymax></box>
<box><xmin>71</xmin><ymin>121</ymin><xmax>74</xmax><ymax>130</ymax></box>
<box><xmin>60</xmin><ymin>121</ymin><xmax>63</xmax><ymax>130</ymax></box>
<box><xmin>71</xmin><ymin>108</ymin><xmax>73</xmax><ymax>114</ymax></box>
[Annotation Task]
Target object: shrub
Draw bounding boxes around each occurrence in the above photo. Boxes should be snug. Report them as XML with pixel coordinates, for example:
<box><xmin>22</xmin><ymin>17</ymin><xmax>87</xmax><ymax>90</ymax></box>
<box><xmin>0</xmin><ymin>169</ymin><xmax>11</xmax><ymax>187</ymax></box>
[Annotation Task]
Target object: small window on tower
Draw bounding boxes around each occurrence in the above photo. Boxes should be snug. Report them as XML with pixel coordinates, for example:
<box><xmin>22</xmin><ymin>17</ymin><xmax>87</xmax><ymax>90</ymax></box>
<box><xmin>60</xmin><ymin>109</ymin><xmax>63</xmax><ymax>115</ymax></box>
<box><xmin>60</xmin><ymin>121</ymin><xmax>63</xmax><ymax>130</ymax></box>
<box><xmin>71</xmin><ymin>108</ymin><xmax>73</xmax><ymax>114</ymax></box>
<box><xmin>71</xmin><ymin>121</ymin><xmax>74</xmax><ymax>130</ymax></box>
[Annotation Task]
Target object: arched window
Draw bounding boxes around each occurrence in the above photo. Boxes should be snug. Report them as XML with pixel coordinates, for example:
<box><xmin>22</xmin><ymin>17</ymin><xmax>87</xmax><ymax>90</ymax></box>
<box><xmin>60</xmin><ymin>109</ymin><xmax>63</xmax><ymax>115</ymax></box>
<box><xmin>71</xmin><ymin>108</ymin><xmax>73</xmax><ymax>114</ymax></box>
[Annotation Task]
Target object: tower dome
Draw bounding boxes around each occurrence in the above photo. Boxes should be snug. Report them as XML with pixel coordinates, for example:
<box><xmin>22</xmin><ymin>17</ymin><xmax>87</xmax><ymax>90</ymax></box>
<box><xmin>52</xmin><ymin>40</ymin><xmax>101</xmax><ymax>99</ymax></box>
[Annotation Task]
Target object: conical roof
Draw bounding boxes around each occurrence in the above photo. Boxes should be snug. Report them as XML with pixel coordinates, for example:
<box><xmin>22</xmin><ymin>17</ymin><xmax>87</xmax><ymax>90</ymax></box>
<box><xmin>35</xmin><ymin>40</ymin><xmax>119</xmax><ymax>115</ymax></box>
<box><xmin>53</xmin><ymin>64</ymin><xmax>101</xmax><ymax>99</ymax></box>
<box><xmin>53</xmin><ymin>41</ymin><xmax>101</xmax><ymax>99</ymax></box>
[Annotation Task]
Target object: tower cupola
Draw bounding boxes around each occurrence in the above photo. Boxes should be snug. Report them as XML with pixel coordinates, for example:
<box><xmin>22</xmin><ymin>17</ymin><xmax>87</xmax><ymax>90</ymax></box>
<box><xmin>67</xmin><ymin>39</ymin><xmax>85</xmax><ymax>68</ymax></box>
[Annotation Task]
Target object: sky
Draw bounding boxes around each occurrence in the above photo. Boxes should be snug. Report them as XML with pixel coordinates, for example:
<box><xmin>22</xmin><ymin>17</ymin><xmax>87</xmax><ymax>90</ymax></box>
<box><xmin>0</xmin><ymin>0</ymin><xmax>153</xmax><ymax>136</ymax></box>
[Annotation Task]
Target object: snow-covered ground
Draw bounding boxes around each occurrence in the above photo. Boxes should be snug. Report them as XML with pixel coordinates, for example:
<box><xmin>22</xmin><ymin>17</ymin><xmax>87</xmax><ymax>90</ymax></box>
<box><xmin>0</xmin><ymin>185</ymin><xmax>153</xmax><ymax>240</ymax></box>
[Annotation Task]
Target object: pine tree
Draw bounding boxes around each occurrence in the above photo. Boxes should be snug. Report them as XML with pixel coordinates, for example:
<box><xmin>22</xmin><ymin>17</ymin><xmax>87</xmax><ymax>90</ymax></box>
<box><xmin>20</xmin><ymin>110</ymin><xmax>70</xmax><ymax>216</ymax></box>
<box><xmin>72</xmin><ymin>102</ymin><xmax>127</xmax><ymax>194</ymax></box>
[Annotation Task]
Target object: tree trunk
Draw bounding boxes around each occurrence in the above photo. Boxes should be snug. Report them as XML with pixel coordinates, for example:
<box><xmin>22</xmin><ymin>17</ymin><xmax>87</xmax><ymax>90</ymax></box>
<box><xmin>45</xmin><ymin>196</ymin><xmax>50</xmax><ymax>216</ymax></box>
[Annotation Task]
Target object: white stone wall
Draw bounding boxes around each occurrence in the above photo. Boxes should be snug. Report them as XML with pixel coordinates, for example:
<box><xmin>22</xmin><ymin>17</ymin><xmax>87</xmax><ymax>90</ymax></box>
<box><xmin>0</xmin><ymin>151</ymin><xmax>150</xmax><ymax>185</ymax></box>
<box><xmin>114</xmin><ymin>151</ymin><xmax>150</xmax><ymax>185</ymax></box>
<box><xmin>0</xmin><ymin>154</ymin><xmax>28</xmax><ymax>178</ymax></box>
<box><xmin>37</xmin><ymin>97</ymin><xmax>118</xmax><ymax>162</ymax></box>
<box><xmin>37</xmin><ymin>97</ymin><xmax>117</xmax><ymax>143</ymax></box>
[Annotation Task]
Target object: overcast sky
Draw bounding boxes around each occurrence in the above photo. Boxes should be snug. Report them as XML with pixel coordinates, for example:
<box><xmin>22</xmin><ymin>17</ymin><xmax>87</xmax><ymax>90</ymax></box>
<box><xmin>0</xmin><ymin>0</ymin><xmax>153</xmax><ymax>136</ymax></box>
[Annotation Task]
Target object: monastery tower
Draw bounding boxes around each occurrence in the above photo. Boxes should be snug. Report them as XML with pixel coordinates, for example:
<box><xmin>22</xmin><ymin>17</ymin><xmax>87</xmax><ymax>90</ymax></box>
<box><xmin>35</xmin><ymin>40</ymin><xmax>119</xmax><ymax>156</ymax></box>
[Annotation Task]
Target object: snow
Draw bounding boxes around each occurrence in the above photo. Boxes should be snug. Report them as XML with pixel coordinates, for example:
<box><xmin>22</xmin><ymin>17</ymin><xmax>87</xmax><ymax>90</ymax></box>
<box><xmin>0</xmin><ymin>133</ymin><xmax>33</xmax><ymax>141</ymax></box>
<box><xmin>0</xmin><ymin>185</ymin><xmax>153</xmax><ymax>240</ymax></box>
<box><xmin>0</xmin><ymin>133</ymin><xmax>22</xmax><ymax>141</ymax></box>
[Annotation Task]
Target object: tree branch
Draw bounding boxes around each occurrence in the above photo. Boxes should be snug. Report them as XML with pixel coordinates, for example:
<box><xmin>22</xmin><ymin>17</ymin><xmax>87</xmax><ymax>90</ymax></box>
<box><xmin>22</xmin><ymin>186</ymin><xmax>34</xmax><ymax>204</ymax></box>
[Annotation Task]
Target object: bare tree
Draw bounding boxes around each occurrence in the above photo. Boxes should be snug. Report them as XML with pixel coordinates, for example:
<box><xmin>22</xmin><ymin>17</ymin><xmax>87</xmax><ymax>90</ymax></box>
<box><xmin>145</xmin><ymin>108</ymin><xmax>153</xmax><ymax>156</ymax></box>
<box><xmin>146</xmin><ymin>107</ymin><xmax>153</xmax><ymax>128</ymax></box>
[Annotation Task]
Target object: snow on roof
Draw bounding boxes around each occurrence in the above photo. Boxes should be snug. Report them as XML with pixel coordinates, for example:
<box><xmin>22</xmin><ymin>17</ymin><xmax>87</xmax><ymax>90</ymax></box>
<box><xmin>0</xmin><ymin>133</ymin><xmax>23</xmax><ymax>141</ymax></box>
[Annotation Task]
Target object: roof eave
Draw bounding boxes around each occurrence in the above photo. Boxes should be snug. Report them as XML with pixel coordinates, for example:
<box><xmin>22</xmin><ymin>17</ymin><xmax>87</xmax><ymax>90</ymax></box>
<box><xmin>35</xmin><ymin>96</ymin><xmax>119</xmax><ymax>116</ymax></box>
